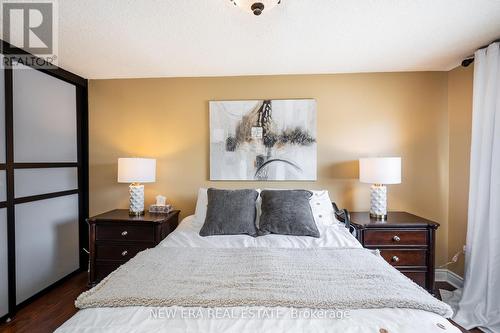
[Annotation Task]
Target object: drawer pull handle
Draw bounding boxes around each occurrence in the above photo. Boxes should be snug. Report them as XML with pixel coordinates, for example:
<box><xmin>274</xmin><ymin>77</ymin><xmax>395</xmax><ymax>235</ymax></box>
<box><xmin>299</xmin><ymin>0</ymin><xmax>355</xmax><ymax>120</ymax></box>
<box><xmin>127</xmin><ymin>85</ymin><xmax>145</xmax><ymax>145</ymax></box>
<box><xmin>391</xmin><ymin>256</ymin><xmax>400</xmax><ymax>263</ymax></box>
<box><xmin>392</xmin><ymin>235</ymin><xmax>401</xmax><ymax>242</ymax></box>
<box><xmin>121</xmin><ymin>231</ymin><xmax>128</xmax><ymax>236</ymax></box>
<box><xmin>121</xmin><ymin>250</ymin><xmax>128</xmax><ymax>257</ymax></box>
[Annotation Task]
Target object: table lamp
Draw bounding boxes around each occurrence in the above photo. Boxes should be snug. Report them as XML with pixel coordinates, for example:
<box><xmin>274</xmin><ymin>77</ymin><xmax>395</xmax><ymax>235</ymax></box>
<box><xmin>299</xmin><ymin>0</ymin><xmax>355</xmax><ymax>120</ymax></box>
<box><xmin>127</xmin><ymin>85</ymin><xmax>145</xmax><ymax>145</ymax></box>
<box><xmin>359</xmin><ymin>157</ymin><xmax>401</xmax><ymax>220</ymax></box>
<box><xmin>118</xmin><ymin>158</ymin><xmax>156</xmax><ymax>216</ymax></box>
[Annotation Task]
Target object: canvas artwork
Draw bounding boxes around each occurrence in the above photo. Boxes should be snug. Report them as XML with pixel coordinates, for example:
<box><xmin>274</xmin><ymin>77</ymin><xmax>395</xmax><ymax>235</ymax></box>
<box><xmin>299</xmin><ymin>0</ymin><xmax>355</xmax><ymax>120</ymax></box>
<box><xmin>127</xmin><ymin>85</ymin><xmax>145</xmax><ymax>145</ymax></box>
<box><xmin>210</xmin><ymin>99</ymin><xmax>317</xmax><ymax>181</ymax></box>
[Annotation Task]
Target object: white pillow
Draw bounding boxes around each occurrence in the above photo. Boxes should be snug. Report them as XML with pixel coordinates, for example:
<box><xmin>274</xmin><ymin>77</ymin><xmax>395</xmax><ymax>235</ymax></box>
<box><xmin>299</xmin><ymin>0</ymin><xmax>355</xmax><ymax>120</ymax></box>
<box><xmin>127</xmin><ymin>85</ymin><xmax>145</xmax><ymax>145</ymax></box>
<box><xmin>194</xmin><ymin>188</ymin><xmax>208</xmax><ymax>226</ymax></box>
<box><xmin>309</xmin><ymin>190</ymin><xmax>336</xmax><ymax>226</ymax></box>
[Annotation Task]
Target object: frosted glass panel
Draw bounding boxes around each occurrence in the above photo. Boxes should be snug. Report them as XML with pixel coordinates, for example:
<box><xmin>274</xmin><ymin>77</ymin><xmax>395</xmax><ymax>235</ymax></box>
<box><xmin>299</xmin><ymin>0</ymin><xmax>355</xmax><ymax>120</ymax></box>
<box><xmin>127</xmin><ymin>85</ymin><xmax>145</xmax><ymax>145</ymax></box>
<box><xmin>15</xmin><ymin>168</ymin><xmax>78</xmax><ymax>198</ymax></box>
<box><xmin>0</xmin><ymin>63</ymin><xmax>5</xmax><ymax>163</ymax></box>
<box><xmin>0</xmin><ymin>170</ymin><xmax>5</xmax><ymax>202</ymax></box>
<box><xmin>15</xmin><ymin>195</ymin><xmax>79</xmax><ymax>304</ymax></box>
<box><xmin>13</xmin><ymin>64</ymin><xmax>77</xmax><ymax>162</ymax></box>
<box><xmin>0</xmin><ymin>209</ymin><xmax>8</xmax><ymax>317</ymax></box>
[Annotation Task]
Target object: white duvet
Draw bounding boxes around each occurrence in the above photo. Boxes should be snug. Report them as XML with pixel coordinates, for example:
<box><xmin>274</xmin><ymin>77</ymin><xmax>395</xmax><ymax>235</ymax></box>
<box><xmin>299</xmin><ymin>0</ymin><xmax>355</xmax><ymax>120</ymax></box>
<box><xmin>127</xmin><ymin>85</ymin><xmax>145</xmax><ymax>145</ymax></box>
<box><xmin>57</xmin><ymin>215</ymin><xmax>460</xmax><ymax>333</ymax></box>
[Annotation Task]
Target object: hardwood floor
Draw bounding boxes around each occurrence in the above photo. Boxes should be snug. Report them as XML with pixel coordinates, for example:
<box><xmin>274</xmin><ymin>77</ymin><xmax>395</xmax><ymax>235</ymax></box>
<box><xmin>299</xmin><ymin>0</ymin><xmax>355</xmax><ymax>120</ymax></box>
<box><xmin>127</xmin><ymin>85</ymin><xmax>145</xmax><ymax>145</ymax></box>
<box><xmin>0</xmin><ymin>272</ymin><xmax>88</xmax><ymax>333</ymax></box>
<box><xmin>0</xmin><ymin>275</ymin><xmax>482</xmax><ymax>332</ymax></box>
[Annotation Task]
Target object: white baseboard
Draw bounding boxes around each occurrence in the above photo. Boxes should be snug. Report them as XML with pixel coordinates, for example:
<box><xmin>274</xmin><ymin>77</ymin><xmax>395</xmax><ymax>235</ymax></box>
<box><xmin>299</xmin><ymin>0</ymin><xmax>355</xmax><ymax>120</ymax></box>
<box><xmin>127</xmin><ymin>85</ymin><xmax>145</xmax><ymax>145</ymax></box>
<box><xmin>435</xmin><ymin>269</ymin><xmax>464</xmax><ymax>289</ymax></box>
<box><xmin>435</xmin><ymin>269</ymin><xmax>448</xmax><ymax>282</ymax></box>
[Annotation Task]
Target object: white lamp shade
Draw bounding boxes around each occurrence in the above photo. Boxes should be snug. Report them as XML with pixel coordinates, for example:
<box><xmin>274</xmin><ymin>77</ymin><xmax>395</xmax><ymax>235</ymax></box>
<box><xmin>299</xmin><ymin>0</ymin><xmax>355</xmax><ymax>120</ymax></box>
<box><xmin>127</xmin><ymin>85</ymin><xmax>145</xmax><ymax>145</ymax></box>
<box><xmin>359</xmin><ymin>157</ymin><xmax>401</xmax><ymax>185</ymax></box>
<box><xmin>117</xmin><ymin>158</ymin><xmax>156</xmax><ymax>183</ymax></box>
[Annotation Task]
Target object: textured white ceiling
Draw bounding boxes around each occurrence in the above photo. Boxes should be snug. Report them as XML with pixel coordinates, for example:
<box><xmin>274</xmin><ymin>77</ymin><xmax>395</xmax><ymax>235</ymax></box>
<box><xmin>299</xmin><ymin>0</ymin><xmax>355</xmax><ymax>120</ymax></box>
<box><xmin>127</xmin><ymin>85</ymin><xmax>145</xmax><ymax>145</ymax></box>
<box><xmin>54</xmin><ymin>0</ymin><xmax>500</xmax><ymax>79</ymax></box>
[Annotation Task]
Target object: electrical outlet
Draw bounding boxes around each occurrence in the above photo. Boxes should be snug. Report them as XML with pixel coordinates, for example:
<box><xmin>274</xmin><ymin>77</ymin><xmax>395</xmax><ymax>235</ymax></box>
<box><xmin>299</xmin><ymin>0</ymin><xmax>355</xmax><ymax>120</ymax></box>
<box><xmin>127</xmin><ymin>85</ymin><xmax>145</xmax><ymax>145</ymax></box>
<box><xmin>463</xmin><ymin>245</ymin><xmax>466</xmax><ymax>254</ymax></box>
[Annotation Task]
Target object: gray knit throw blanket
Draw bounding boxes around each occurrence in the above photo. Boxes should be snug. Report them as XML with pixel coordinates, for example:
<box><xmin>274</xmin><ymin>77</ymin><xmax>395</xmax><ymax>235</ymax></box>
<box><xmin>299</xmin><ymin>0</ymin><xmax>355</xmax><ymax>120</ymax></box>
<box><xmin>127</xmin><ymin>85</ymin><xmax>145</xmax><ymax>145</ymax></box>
<box><xmin>76</xmin><ymin>247</ymin><xmax>452</xmax><ymax>317</ymax></box>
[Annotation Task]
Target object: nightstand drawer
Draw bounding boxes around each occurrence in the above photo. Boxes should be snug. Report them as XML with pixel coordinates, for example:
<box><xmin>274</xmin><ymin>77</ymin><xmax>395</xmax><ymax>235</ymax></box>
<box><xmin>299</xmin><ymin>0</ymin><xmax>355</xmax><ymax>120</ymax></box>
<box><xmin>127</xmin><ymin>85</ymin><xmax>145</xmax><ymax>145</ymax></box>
<box><xmin>380</xmin><ymin>249</ymin><xmax>426</xmax><ymax>267</ymax></box>
<box><xmin>89</xmin><ymin>209</ymin><xmax>180</xmax><ymax>285</ymax></box>
<box><xmin>96</xmin><ymin>243</ymin><xmax>153</xmax><ymax>260</ymax></box>
<box><xmin>348</xmin><ymin>211</ymin><xmax>438</xmax><ymax>294</ymax></box>
<box><xmin>96</xmin><ymin>224</ymin><xmax>155</xmax><ymax>242</ymax></box>
<box><xmin>94</xmin><ymin>262</ymin><xmax>123</xmax><ymax>281</ymax></box>
<box><xmin>402</xmin><ymin>271</ymin><xmax>427</xmax><ymax>288</ymax></box>
<box><xmin>364</xmin><ymin>230</ymin><xmax>427</xmax><ymax>246</ymax></box>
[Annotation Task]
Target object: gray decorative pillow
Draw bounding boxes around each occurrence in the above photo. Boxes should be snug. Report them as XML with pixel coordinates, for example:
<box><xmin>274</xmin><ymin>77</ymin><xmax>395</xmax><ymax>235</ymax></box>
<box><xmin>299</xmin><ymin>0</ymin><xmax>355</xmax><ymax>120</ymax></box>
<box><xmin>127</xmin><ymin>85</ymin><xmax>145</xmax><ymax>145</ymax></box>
<box><xmin>259</xmin><ymin>190</ymin><xmax>320</xmax><ymax>238</ymax></box>
<box><xmin>199</xmin><ymin>188</ymin><xmax>259</xmax><ymax>237</ymax></box>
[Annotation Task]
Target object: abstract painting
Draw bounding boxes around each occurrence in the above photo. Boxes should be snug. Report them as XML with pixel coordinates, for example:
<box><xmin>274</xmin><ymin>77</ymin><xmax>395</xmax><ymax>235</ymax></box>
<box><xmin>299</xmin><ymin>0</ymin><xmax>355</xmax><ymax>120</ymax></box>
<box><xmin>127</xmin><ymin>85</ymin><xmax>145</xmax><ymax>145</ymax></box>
<box><xmin>210</xmin><ymin>99</ymin><xmax>317</xmax><ymax>181</ymax></box>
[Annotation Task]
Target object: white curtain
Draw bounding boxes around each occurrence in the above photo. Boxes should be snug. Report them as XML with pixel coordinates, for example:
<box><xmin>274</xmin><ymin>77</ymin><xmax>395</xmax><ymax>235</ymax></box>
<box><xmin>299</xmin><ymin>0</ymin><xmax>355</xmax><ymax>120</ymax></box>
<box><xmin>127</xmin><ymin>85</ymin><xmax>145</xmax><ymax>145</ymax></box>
<box><xmin>453</xmin><ymin>42</ymin><xmax>500</xmax><ymax>333</ymax></box>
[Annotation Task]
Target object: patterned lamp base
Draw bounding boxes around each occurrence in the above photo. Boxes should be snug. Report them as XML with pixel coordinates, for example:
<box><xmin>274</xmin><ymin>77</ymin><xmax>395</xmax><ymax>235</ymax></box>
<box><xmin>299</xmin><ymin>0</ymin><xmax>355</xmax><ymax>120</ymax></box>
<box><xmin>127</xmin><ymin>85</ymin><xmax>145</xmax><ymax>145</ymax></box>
<box><xmin>129</xmin><ymin>183</ymin><xmax>145</xmax><ymax>216</ymax></box>
<box><xmin>370</xmin><ymin>184</ymin><xmax>387</xmax><ymax>220</ymax></box>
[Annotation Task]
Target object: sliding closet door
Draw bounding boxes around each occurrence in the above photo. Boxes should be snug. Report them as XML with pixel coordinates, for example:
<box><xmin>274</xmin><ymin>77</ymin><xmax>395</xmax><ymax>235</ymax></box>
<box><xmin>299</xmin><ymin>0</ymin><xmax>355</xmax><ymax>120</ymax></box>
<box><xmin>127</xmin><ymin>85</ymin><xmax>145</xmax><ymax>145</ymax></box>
<box><xmin>0</xmin><ymin>56</ymin><xmax>8</xmax><ymax>318</ymax></box>
<box><xmin>12</xmin><ymin>64</ymin><xmax>80</xmax><ymax>305</ymax></box>
<box><xmin>1</xmin><ymin>43</ymin><xmax>87</xmax><ymax>319</ymax></box>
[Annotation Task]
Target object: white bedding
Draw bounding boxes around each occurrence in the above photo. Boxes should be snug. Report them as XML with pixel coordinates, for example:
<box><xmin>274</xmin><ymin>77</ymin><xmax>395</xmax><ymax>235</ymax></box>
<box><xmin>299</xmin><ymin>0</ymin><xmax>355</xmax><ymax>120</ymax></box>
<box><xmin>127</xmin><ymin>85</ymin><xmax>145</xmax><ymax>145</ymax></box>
<box><xmin>162</xmin><ymin>215</ymin><xmax>362</xmax><ymax>249</ymax></box>
<box><xmin>57</xmin><ymin>215</ymin><xmax>460</xmax><ymax>333</ymax></box>
<box><xmin>58</xmin><ymin>306</ymin><xmax>457</xmax><ymax>333</ymax></box>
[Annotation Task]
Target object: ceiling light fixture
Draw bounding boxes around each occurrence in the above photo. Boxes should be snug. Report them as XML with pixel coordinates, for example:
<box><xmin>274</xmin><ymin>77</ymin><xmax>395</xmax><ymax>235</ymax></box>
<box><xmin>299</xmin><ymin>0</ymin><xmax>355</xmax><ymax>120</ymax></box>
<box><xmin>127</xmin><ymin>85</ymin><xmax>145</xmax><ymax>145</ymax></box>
<box><xmin>229</xmin><ymin>0</ymin><xmax>282</xmax><ymax>16</ymax></box>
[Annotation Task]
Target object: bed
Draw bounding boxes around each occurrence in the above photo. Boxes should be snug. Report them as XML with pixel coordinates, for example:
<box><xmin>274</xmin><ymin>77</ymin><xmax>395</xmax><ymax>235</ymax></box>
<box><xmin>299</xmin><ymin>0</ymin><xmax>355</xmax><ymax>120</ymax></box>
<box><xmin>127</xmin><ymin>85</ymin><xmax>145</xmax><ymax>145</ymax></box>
<box><xmin>57</xmin><ymin>208</ymin><xmax>459</xmax><ymax>333</ymax></box>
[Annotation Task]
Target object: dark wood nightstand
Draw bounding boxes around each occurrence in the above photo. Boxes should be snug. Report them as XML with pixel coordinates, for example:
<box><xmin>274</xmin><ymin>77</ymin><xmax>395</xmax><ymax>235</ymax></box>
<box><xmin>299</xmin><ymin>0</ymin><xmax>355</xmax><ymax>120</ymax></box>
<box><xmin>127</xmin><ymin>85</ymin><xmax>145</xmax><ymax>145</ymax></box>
<box><xmin>349</xmin><ymin>211</ymin><xmax>439</xmax><ymax>294</ymax></box>
<box><xmin>87</xmin><ymin>209</ymin><xmax>180</xmax><ymax>285</ymax></box>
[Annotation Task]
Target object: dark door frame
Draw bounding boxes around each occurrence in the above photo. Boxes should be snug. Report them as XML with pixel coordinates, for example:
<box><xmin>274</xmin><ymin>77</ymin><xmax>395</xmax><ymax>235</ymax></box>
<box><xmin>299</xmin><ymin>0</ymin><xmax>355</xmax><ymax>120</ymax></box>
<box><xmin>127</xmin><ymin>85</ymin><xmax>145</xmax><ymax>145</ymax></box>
<box><xmin>1</xmin><ymin>39</ymin><xmax>89</xmax><ymax>321</ymax></box>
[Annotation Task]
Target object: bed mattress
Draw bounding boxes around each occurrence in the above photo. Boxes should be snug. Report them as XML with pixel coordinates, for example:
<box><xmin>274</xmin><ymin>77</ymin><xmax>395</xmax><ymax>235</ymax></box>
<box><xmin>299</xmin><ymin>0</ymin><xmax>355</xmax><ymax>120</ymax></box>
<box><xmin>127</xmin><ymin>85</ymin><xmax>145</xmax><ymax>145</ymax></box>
<box><xmin>57</xmin><ymin>215</ymin><xmax>460</xmax><ymax>333</ymax></box>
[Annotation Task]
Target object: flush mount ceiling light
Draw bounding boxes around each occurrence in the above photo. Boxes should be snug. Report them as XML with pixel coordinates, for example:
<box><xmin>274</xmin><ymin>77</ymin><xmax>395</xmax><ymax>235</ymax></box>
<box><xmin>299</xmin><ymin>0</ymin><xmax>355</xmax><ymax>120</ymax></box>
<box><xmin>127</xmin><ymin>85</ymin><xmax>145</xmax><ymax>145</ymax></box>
<box><xmin>229</xmin><ymin>0</ymin><xmax>282</xmax><ymax>16</ymax></box>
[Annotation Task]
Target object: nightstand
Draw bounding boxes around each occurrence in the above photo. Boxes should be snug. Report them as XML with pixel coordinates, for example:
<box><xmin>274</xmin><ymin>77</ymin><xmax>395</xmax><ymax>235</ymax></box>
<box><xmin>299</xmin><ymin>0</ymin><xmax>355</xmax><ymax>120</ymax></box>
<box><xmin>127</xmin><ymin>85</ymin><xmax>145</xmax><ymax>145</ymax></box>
<box><xmin>349</xmin><ymin>211</ymin><xmax>439</xmax><ymax>294</ymax></box>
<box><xmin>87</xmin><ymin>209</ymin><xmax>180</xmax><ymax>285</ymax></box>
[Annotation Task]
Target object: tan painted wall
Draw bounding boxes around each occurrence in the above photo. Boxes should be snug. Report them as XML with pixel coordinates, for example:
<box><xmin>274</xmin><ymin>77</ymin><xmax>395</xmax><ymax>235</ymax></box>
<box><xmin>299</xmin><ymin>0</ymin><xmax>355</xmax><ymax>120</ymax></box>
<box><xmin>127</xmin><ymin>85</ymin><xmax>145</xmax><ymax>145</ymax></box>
<box><xmin>447</xmin><ymin>66</ymin><xmax>474</xmax><ymax>276</ymax></box>
<box><xmin>88</xmin><ymin>72</ymin><xmax>451</xmax><ymax>266</ymax></box>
